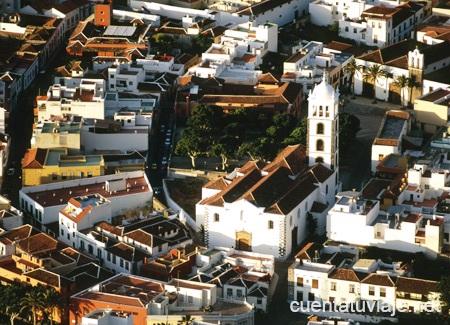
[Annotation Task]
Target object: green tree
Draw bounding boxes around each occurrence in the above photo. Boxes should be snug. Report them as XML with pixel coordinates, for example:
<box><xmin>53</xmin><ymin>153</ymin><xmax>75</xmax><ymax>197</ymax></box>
<box><xmin>175</xmin><ymin>128</ymin><xmax>210</xmax><ymax>169</ymax></box>
<box><xmin>282</xmin><ymin>117</ymin><xmax>307</xmax><ymax>146</ymax></box>
<box><xmin>344</xmin><ymin>58</ymin><xmax>362</xmax><ymax>99</ymax></box>
<box><xmin>329</xmin><ymin>21</ymin><xmax>340</xmax><ymax>34</ymax></box>
<box><xmin>363</xmin><ymin>64</ymin><xmax>387</xmax><ymax>103</ymax></box>
<box><xmin>437</xmin><ymin>275</ymin><xmax>450</xmax><ymax>316</ymax></box>
<box><xmin>339</xmin><ymin>113</ymin><xmax>361</xmax><ymax>154</ymax></box>
<box><xmin>266</xmin><ymin>114</ymin><xmax>297</xmax><ymax>142</ymax></box>
<box><xmin>43</xmin><ymin>287</ymin><xmax>64</xmax><ymax>325</ymax></box>
<box><xmin>392</xmin><ymin>74</ymin><xmax>408</xmax><ymax>107</ymax></box>
<box><xmin>20</xmin><ymin>287</ymin><xmax>45</xmax><ymax>325</ymax></box>
<box><xmin>175</xmin><ymin>105</ymin><xmax>219</xmax><ymax>168</ymax></box>
<box><xmin>238</xmin><ymin>137</ymin><xmax>277</xmax><ymax>162</ymax></box>
<box><xmin>0</xmin><ymin>284</ymin><xmax>26</xmax><ymax>325</ymax></box>
<box><xmin>192</xmin><ymin>34</ymin><xmax>213</xmax><ymax>55</ymax></box>
<box><xmin>211</xmin><ymin>135</ymin><xmax>238</xmax><ymax>170</ymax></box>
<box><xmin>407</xmin><ymin>74</ymin><xmax>421</xmax><ymax>107</ymax></box>
<box><xmin>178</xmin><ymin>315</ymin><xmax>195</xmax><ymax>325</ymax></box>
<box><xmin>152</xmin><ymin>33</ymin><xmax>175</xmax><ymax>54</ymax></box>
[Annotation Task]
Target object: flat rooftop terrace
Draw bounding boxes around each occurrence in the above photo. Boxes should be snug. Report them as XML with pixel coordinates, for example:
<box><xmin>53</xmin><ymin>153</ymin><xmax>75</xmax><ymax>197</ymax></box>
<box><xmin>25</xmin><ymin>176</ymin><xmax>150</xmax><ymax>207</ymax></box>
<box><xmin>379</xmin><ymin>115</ymin><xmax>407</xmax><ymax>139</ymax></box>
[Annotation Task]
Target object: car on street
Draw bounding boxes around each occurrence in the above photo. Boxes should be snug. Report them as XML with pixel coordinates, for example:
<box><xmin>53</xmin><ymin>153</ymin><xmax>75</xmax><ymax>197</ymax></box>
<box><xmin>7</xmin><ymin>168</ymin><xmax>15</xmax><ymax>176</ymax></box>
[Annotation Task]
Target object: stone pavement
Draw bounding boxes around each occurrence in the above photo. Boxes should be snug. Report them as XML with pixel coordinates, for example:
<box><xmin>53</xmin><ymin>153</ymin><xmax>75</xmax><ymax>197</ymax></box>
<box><xmin>342</xmin><ymin>95</ymin><xmax>406</xmax><ymax>117</ymax></box>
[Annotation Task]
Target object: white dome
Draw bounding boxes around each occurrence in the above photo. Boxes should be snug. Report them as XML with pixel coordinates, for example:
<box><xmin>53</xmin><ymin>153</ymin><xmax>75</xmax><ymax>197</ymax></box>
<box><xmin>312</xmin><ymin>78</ymin><xmax>335</xmax><ymax>100</ymax></box>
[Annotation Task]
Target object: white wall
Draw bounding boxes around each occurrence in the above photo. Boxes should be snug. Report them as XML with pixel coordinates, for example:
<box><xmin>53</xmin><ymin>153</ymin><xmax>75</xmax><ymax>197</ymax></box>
<box><xmin>80</xmin><ymin>129</ymin><xmax>149</xmax><ymax>154</ymax></box>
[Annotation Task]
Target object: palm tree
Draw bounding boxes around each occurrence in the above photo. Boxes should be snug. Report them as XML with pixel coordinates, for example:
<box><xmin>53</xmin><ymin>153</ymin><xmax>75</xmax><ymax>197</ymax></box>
<box><xmin>407</xmin><ymin>74</ymin><xmax>421</xmax><ymax>107</ymax></box>
<box><xmin>392</xmin><ymin>74</ymin><xmax>408</xmax><ymax>107</ymax></box>
<box><xmin>344</xmin><ymin>58</ymin><xmax>362</xmax><ymax>99</ymax></box>
<box><xmin>178</xmin><ymin>315</ymin><xmax>195</xmax><ymax>325</ymax></box>
<box><xmin>20</xmin><ymin>288</ymin><xmax>45</xmax><ymax>325</ymax></box>
<box><xmin>363</xmin><ymin>64</ymin><xmax>387</xmax><ymax>104</ymax></box>
<box><xmin>43</xmin><ymin>287</ymin><xmax>64</xmax><ymax>325</ymax></box>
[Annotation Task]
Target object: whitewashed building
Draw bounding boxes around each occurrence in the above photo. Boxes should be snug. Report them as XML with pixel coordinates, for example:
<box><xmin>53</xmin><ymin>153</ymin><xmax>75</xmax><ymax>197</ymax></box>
<box><xmin>37</xmin><ymin>80</ymin><xmax>106</xmax><ymax>121</ymax></box>
<box><xmin>196</xmin><ymin>76</ymin><xmax>340</xmax><ymax>259</ymax></box>
<box><xmin>288</xmin><ymin>242</ymin><xmax>440</xmax><ymax>316</ymax></box>
<box><xmin>371</xmin><ymin>110</ymin><xmax>410</xmax><ymax>173</ymax></box>
<box><xmin>19</xmin><ymin>170</ymin><xmax>152</xmax><ymax>232</ymax></box>
<box><xmin>326</xmin><ymin>189</ymin><xmax>445</xmax><ymax>258</ymax></box>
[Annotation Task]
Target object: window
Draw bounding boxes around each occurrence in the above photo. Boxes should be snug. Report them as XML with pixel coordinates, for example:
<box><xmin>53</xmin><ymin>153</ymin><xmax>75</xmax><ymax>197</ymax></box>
<box><xmin>179</xmin><ymin>295</ymin><xmax>184</xmax><ymax>302</ymax></box>
<box><xmin>129</xmin><ymin>81</ymin><xmax>133</xmax><ymax>86</ymax></box>
<box><xmin>378</xmin><ymin>22</ymin><xmax>381</xmax><ymax>28</ymax></box>
<box><xmin>345</xmin><ymin>26</ymin><xmax>349</xmax><ymax>32</ymax></box>
<box><xmin>369</xmin><ymin>286</ymin><xmax>375</xmax><ymax>296</ymax></box>
<box><xmin>425</xmin><ymin>184</ymin><xmax>430</xmax><ymax>189</ymax></box>
<box><xmin>97</xmin><ymin>249</ymin><xmax>102</xmax><ymax>259</ymax></box>
<box><xmin>316</xmin><ymin>123</ymin><xmax>324</xmax><ymax>134</ymax></box>
<box><xmin>236</xmin><ymin>289</ymin><xmax>243</xmax><ymax>298</ymax></box>
<box><xmin>188</xmin><ymin>296</ymin><xmax>193</xmax><ymax>303</ymax></box>
<box><xmin>62</xmin><ymin>172</ymin><xmax>67</xmax><ymax>180</ymax></box>
<box><xmin>312</xmin><ymin>279</ymin><xmax>319</xmax><ymax>289</ymax></box>
<box><xmin>353</xmin><ymin>28</ymin><xmax>357</xmax><ymax>33</ymax></box>
<box><xmin>268</xmin><ymin>220</ymin><xmax>274</xmax><ymax>229</ymax></box>
<box><xmin>378</xmin><ymin>154</ymin><xmax>384</xmax><ymax>161</ymax></box>
<box><xmin>445</xmin><ymin>232</ymin><xmax>449</xmax><ymax>242</ymax></box>
<box><xmin>120</xmin><ymin>259</ymin><xmax>124</xmax><ymax>268</ymax></box>
<box><xmin>227</xmin><ymin>288</ymin><xmax>233</xmax><ymax>297</ymax></box>
<box><xmin>373</xmin><ymin>34</ymin><xmax>378</xmax><ymax>43</ymax></box>
<box><xmin>297</xmin><ymin>277</ymin><xmax>304</xmax><ymax>287</ymax></box>
<box><xmin>316</xmin><ymin>139</ymin><xmax>324</xmax><ymax>151</ymax></box>
<box><xmin>107</xmin><ymin>252</ymin><xmax>111</xmax><ymax>261</ymax></box>
<box><xmin>380</xmin><ymin>287</ymin><xmax>386</xmax><ymax>297</ymax></box>
<box><xmin>214</xmin><ymin>213</ymin><xmax>220</xmax><ymax>222</ymax></box>
<box><xmin>112</xmin><ymin>255</ymin><xmax>116</xmax><ymax>264</ymax></box>
<box><xmin>125</xmin><ymin>262</ymin><xmax>129</xmax><ymax>270</ymax></box>
<box><xmin>67</xmin><ymin>233</ymin><xmax>70</xmax><ymax>240</ymax></box>
<box><xmin>52</xmin><ymin>172</ymin><xmax>57</xmax><ymax>180</ymax></box>
<box><xmin>349</xmin><ymin>284</ymin><xmax>355</xmax><ymax>293</ymax></box>
<box><xmin>61</xmin><ymin>229</ymin><xmax>64</xmax><ymax>236</ymax></box>
<box><xmin>331</xmin><ymin>282</ymin><xmax>336</xmax><ymax>291</ymax></box>
<box><xmin>257</xmin><ymin>297</ymin><xmax>262</xmax><ymax>304</ymax></box>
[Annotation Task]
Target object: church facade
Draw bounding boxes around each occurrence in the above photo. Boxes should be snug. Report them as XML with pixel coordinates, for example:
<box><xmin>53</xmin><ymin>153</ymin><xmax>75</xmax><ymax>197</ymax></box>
<box><xmin>195</xmin><ymin>75</ymin><xmax>340</xmax><ymax>259</ymax></box>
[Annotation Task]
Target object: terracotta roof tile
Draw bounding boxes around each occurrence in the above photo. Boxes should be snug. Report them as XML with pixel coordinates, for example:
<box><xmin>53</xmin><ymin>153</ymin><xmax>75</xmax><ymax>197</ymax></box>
<box><xmin>396</xmin><ymin>276</ymin><xmax>437</xmax><ymax>295</ymax></box>
<box><xmin>294</xmin><ymin>242</ymin><xmax>323</xmax><ymax>260</ymax></box>
<box><xmin>361</xmin><ymin>273</ymin><xmax>395</xmax><ymax>287</ymax></box>
<box><xmin>329</xmin><ymin>268</ymin><xmax>361</xmax><ymax>282</ymax></box>
<box><xmin>22</xmin><ymin>148</ymin><xmax>47</xmax><ymax>169</ymax></box>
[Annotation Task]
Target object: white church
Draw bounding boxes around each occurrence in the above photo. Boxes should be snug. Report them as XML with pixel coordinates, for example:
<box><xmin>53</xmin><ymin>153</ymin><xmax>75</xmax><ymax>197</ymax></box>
<box><xmin>195</xmin><ymin>75</ymin><xmax>341</xmax><ymax>259</ymax></box>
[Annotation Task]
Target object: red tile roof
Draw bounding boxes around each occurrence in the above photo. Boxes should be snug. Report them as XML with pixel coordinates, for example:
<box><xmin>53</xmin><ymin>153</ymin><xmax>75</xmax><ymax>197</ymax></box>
<box><xmin>329</xmin><ymin>268</ymin><xmax>361</xmax><ymax>282</ymax></box>
<box><xmin>361</xmin><ymin>273</ymin><xmax>395</xmax><ymax>287</ymax></box>
<box><xmin>396</xmin><ymin>276</ymin><xmax>437</xmax><ymax>295</ymax></box>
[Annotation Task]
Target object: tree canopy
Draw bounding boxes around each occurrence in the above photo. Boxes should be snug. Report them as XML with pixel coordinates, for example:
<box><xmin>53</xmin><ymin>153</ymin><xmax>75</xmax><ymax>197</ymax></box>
<box><xmin>176</xmin><ymin>105</ymin><xmax>360</xmax><ymax>167</ymax></box>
